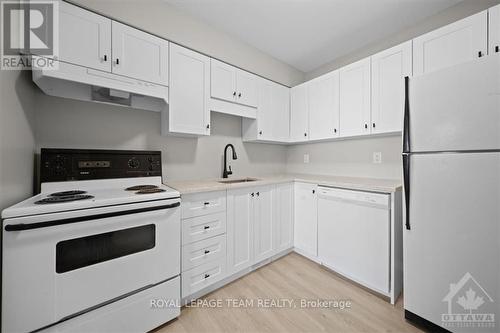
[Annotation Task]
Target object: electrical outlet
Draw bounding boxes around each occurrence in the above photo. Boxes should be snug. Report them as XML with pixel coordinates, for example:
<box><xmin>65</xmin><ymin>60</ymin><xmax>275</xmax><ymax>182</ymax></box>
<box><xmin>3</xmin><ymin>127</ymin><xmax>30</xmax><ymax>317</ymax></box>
<box><xmin>303</xmin><ymin>154</ymin><xmax>310</xmax><ymax>164</ymax></box>
<box><xmin>373</xmin><ymin>152</ymin><xmax>382</xmax><ymax>164</ymax></box>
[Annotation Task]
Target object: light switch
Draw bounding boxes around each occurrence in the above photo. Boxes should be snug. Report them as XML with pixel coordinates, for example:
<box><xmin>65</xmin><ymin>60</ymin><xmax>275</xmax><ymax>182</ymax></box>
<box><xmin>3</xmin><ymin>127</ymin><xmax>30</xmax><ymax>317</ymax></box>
<box><xmin>373</xmin><ymin>152</ymin><xmax>382</xmax><ymax>164</ymax></box>
<box><xmin>303</xmin><ymin>154</ymin><xmax>310</xmax><ymax>164</ymax></box>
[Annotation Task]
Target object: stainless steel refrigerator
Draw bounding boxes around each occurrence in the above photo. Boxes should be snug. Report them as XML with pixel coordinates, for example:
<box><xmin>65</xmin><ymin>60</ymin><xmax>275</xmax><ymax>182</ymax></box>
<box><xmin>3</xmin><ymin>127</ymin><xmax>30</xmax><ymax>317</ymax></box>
<box><xmin>403</xmin><ymin>55</ymin><xmax>500</xmax><ymax>332</ymax></box>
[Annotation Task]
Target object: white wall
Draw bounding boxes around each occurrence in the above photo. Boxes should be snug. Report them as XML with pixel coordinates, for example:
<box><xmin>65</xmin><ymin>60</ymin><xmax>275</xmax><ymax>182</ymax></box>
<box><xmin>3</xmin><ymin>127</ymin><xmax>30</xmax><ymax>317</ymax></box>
<box><xmin>68</xmin><ymin>0</ymin><xmax>304</xmax><ymax>87</ymax></box>
<box><xmin>34</xmin><ymin>94</ymin><xmax>287</xmax><ymax>182</ymax></box>
<box><xmin>0</xmin><ymin>70</ymin><xmax>36</xmax><ymax>210</ymax></box>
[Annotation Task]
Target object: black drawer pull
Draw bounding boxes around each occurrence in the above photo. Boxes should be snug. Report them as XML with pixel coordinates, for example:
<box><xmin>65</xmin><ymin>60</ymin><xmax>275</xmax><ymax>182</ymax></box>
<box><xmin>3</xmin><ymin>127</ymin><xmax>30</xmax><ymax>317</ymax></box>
<box><xmin>203</xmin><ymin>202</ymin><xmax>210</xmax><ymax>205</ymax></box>
<box><xmin>203</xmin><ymin>225</ymin><xmax>210</xmax><ymax>230</ymax></box>
<box><xmin>204</xmin><ymin>250</ymin><xmax>210</xmax><ymax>254</ymax></box>
<box><xmin>204</xmin><ymin>274</ymin><xmax>210</xmax><ymax>279</ymax></box>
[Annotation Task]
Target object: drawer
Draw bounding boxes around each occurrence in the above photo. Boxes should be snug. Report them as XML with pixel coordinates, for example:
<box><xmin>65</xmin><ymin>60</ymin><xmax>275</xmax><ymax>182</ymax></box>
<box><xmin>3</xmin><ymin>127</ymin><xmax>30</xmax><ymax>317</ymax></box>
<box><xmin>182</xmin><ymin>258</ymin><xmax>226</xmax><ymax>298</ymax></box>
<box><xmin>182</xmin><ymin>212</ymin><xmax>226</xmax><ymax>245</ymax></box>
<box><xmin>182</xmin><ymin>234</ymin><xmax>226</xmax><ymax>272</ymax></box>
<box><xmin>181</xmin><ymin>191</ymin><xmax>226</xmax><ymax>219</ymax></box>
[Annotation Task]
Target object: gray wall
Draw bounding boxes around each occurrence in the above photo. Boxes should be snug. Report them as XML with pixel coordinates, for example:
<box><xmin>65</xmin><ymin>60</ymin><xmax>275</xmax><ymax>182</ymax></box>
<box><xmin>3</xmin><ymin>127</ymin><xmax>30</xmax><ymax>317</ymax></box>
<box><xmin>0</xmin><ymin>70</ymin><xmax>36</xmax><ymax>210</ymax></box>
<box><xmin>69</xmin><ymin>0</ymin><xmax>304</xmax><ymax>87</ymax></box>
<box><xmin>34</xmin><ymin>94</ymin><xmax>287</xmax><ymax>182</ymax></box>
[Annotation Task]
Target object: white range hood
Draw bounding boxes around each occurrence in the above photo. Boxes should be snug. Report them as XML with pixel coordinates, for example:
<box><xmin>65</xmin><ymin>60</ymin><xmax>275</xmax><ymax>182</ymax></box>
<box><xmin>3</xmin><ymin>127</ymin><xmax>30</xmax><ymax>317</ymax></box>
<box><xmin>32</xmin><ymin>57</ymin><xmax>168</xmax><ymax>112</ymax></box>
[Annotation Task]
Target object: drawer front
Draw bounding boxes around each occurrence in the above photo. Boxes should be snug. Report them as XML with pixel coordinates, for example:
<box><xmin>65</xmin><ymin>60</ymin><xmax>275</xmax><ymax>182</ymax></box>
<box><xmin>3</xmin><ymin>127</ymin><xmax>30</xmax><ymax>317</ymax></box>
<box><xmin>182</xmin><ymin>234</ymin><xmax>226</xmax><ymax>272</ymax></box>
<box><xmin>182</xmin><ymin>258</ymin><xmax>226</xmax><ymax>298</ymax></box>
<box><xmin>182</xmin><ymin>212</ymin><xmax>226</xmax><ymax>245</ymax></box>
<box><xmin>182</xmin><ymin>191</ymin><xmax>226</xmax><ymax>219</ymax></box>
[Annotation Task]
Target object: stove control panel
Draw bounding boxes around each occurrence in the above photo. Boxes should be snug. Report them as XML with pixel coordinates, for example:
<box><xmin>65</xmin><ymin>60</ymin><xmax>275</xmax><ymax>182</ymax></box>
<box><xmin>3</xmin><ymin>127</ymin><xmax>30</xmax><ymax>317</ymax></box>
<box><xmin>40</xmin><ymin>149</ymin><xmax>162</xmax><ymax>182</ymax></box>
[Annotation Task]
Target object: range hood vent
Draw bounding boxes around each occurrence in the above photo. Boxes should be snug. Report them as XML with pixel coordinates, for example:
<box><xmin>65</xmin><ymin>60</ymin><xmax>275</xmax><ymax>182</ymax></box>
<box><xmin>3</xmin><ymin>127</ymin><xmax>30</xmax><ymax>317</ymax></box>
<box><xmin>32</xmin><ymin>57</ymin><xmax>168</xmax><ymax>112</ymax></box>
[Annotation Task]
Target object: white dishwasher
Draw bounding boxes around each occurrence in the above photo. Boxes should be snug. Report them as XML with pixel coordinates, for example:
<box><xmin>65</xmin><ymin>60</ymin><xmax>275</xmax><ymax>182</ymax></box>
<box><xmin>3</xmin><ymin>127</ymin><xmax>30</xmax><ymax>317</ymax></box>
<box><xmin>318</xmin><ymin>186</ymin><xmax>390</xmax><ymax>295</ymax></box>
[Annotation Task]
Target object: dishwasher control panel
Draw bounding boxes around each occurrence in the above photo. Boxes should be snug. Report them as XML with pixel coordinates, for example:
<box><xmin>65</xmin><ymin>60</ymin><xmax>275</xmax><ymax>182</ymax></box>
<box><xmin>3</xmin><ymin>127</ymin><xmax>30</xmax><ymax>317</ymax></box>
<box><xmin>318</xmin><ymin>186</ymin><xmax>389</xmax><ymax>208</ymax></box>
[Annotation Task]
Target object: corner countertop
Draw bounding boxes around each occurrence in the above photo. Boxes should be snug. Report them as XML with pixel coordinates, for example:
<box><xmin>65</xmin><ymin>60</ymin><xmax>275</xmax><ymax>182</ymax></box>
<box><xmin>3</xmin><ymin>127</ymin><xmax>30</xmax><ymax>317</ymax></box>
<box><xmin>165</xmin><ymin>173</ymin><xmax>402</xmax><ymax>195</ymax></box>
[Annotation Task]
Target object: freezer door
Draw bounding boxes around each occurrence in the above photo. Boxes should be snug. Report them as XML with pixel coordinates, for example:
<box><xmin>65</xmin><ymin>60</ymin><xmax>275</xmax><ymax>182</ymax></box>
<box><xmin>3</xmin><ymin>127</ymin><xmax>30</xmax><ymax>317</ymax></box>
<box><xmin>404</xmin><ymin>152</ymin><xmax>499</xmax><ymax>332</ymax></box>
<box><xmin>408</xmin><ymin>55</ymin><xmax>500</xmax><ymax>152</ymax></box>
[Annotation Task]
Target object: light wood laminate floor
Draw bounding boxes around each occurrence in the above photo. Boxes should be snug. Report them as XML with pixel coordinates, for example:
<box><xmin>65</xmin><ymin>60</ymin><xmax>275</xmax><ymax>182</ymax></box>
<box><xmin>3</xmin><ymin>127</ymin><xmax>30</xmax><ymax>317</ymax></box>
<box><xmin>155</xmin><ymin>253</ymin><xmax>422</xmax><ymax>333</ymax></box>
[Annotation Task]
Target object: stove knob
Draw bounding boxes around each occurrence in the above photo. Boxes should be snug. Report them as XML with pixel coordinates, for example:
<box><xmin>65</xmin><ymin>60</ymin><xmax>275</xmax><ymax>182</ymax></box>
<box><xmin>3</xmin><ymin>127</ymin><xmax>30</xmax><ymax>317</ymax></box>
<box><xmin>128</xmin><ymin>158</ymin><xmax>140</xmax><ymax>169</ymax></box>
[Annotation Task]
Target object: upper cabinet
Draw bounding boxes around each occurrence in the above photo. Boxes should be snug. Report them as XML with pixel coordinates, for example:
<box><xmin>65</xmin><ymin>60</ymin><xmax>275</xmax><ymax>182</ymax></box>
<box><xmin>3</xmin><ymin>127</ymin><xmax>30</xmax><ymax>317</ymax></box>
<box><xmin>111</xmin><ymin>21</ymin><xmax>169</xmax><ymax>85</ymax></box>
<box><xmin>210</xmin><ymin>59</ymin><xmax>258</xmax><ymax>108</ymax></box>
<box><xmin>308</xmin><ymin>71</ymin><xmax>340</xmax><ymax>140</ymax></box>
<box><xmin>166</xmin><ymin>44</ymin><xmax>210</xmax><ymax>136</ymax></box>
<box><xmin>59</xmin><ymin>1</ymin><xmax>111</xmax><ymax>72</ymax></box>
<box><xmin>489</xmin><ymin>5</ymin><xmax>500</xmax><ymax>55</ymax></box>
<box><xmin>371</xmin><ymin>41</ymin><xmax>412</xmax><ymax>134</ymax></box>
<box><xmin>242</xmin><ymin>78</ymin><xmax>290</xmax><ymax>142</ymax></box>
<box><xmin>413</xmin><ymin>11</ymin><xmax>488</xmax><ymax>76</ymax></box>
<box><xmin>290</xmin><ymin>83</ymin><xmax>309</xmax><ymax>142</ymax></box>
<box><xmin>338</xmin><ymin>57</ymin><xmax>371</xmax><ymax>137</ymax></box>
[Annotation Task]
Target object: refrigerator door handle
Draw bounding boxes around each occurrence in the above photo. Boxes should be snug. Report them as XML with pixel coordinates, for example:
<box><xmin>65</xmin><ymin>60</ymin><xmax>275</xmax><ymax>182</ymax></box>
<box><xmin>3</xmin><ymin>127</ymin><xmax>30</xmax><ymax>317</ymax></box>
<box><xmin>403</xmin><ymin>153</ymin><xmax>411</xmax><ymax>230</ymax></box>
<box><xmin>403</xmin><ymin>76</ymin><xmax>410</xmax><ymax>154</ymax></box>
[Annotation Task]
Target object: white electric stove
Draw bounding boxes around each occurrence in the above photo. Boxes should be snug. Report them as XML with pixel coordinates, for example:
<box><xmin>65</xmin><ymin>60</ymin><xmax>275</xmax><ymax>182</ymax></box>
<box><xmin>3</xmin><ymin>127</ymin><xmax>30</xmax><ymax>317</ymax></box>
<box><xmin>2</xmin><ymin>149</ymin><xmax>182</xmax><ymax>333</ymax></box>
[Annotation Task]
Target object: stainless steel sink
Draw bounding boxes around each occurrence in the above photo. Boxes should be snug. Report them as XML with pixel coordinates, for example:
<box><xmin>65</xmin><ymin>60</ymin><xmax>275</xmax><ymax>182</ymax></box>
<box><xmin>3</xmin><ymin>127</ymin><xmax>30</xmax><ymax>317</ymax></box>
<box><xmin>218</xmin><ymin>177</ymin><xmax>260</xmax><ymax>184</ymax></box>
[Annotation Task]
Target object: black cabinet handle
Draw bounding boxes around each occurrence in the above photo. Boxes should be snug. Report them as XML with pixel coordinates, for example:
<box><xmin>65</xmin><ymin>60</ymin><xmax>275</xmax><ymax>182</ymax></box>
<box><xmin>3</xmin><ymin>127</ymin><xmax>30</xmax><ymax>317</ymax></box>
<box><xmin>259</xmin><ymin>130</ymin><xmax>262</xmax><ymax>135</ymax></box>
<box><xmin>233</xmin><ymin>91</ymin><xmax>236</xmax><ymax>97</ymax></box>
<box><xmin>403</xmin><ymin>153</ymin><xmax>411</xmax><ymax>230</ymax></box>
<box><xmin>403</xmin><ymin>76</ymin><xmax>411</xmax><ymax>153</ymax></box>
<box><xmin>203</xmin><ymin>202</ymin><xmax>210</xmax><ymax>205</ymax></box>
<box><xmin>256</xmin><ymin>192</ymin><xmax>260</xmax><ymax>197</ymax></box>
<box><xmin>238</xmin><ymin>92</ymin><xmax>242</xmax><ymax>98</ymax></box>
<box><xmin>203</xmin><ymin>225</ymin><xmax>210</xmax><ymax>230</ymax></box>
<box><xmin>204</xmin><ymin>250</ymin><xmax>210</xmax><ymax>254</ymax></box>
<box><xmin>372</xmin><ymin>123</ymin><xmax>376</xmax><ymax>128</ymax></box>
<box><xmin>204</xmin><ymin>274</ymin><xmax>210</xmax><ymax>279</ymax></box>
<box><xmin>364</xmin><ymin>123</ymin><xmax>368</xmax><ymax>129</ymax></box>
<box><xmin>496</xmin><ymin>46</ymin><xmax>499</xmax><ymax>53</ymax></box>
<box><xmin>115</xmin><ymin>58</ymin><xmax>120</xmax><ymax>65</ymax></box>
<box><xmin>206</xmin><ymin>124</ymin><xmax>210</xmax><ymax>129</ymax></box>
<box><xmin>478</xmin><ymin>51</ymin><xmax>483</xmax><ymax>58</ymax></box>
<box><xmin>312</xmin><ymin>189</ymin><xmax>315</xmax><ymax>194</ymax></box>
<box><xmin>251</xmin><ymin>192</ymin><xmax>254</xmax><ymax>197</ymax></box>
<box><xmin>333</xmin><ymin>128</ymin><xmax>337</xmax><ymax>133</ymax></box>
<box><xmin>304</xmin><ymin>133</ymin><xmax>307</xmax><ymax>137</ymax></box>
<box><xmin>103</xmin><ymin>55</ymin><xmax>107</xmax><ymax>62</ymax></box>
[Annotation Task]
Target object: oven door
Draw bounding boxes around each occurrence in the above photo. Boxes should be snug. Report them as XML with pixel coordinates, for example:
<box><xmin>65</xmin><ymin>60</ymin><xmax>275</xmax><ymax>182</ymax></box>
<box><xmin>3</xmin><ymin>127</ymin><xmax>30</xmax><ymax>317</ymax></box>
<box><xmin>2</xmin><ymin>198</ymin><xmax>180</xmax><ymax>333</ymax></box>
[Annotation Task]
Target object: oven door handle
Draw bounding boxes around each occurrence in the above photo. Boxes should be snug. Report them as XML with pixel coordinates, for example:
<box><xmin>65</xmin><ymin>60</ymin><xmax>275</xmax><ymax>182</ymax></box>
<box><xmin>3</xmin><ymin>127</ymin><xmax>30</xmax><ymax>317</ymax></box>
<box><xmin>4</xmin><ymin>202</ymin><xmax>180</xmax><ymax>232</ymax></box>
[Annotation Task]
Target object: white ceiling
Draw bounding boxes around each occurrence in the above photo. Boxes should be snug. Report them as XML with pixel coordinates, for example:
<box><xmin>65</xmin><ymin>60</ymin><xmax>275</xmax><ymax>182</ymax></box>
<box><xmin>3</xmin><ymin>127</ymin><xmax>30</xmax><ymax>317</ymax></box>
<box><xmin>164</xmin><ymin>0</ymin><xmax>462</xmax><ymax>73</ymax></box>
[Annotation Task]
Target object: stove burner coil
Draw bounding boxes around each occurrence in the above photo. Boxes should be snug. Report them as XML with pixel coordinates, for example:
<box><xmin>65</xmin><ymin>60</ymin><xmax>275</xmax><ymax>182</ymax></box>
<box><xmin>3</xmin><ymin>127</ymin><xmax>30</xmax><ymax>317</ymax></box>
<box><xmin>35</xmin><ymin>194</ymin><xmax>94</xmax><ymax>204</ymax></box>
<box><xmin>135</xmin><ymin>188</ymin><xmax>166</xmax><ymax>194</ymax></box>
<box><xmin>125</xmin><ymin>185</ymin><xmax>159</xmax><ymax>191</ymax></box>
<box><xmin>49</xmin><ymin>190</ymin><xmax>87</xmax><ymax>197</ymax></box>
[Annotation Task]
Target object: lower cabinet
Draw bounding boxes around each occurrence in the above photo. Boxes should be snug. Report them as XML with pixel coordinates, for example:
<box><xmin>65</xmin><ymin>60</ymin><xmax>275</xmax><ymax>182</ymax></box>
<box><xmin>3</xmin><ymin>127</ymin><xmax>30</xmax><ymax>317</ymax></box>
<box><xmin>274</xmin><ymin>183</ymin><xmax>294</xmax><ymax>253</ymax></box>
<box><xmin>253</xmin><ymin>186</ymin><xmax>274</xmax><ymax>263</ymax></box>
<box><xmin>293</xmin><ymin>182</ymin><xmax>318</xmax><ymax>258</ymax></box>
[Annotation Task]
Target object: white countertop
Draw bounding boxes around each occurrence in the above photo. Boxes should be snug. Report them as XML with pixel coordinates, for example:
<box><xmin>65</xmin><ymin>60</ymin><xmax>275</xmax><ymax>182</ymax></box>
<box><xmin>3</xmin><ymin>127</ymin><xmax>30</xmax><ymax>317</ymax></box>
<box><xmin>166</xmin><ymin>173</ymin><xmax>402</xmax><ymax>195</ymax></box>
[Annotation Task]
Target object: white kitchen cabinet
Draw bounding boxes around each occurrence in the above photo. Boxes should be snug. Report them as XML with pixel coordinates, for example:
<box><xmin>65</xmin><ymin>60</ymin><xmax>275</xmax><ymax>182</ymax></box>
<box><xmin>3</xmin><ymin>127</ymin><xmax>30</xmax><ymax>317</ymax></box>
<box><xmin>339</xmin><ymin>57</ymin><xmax>371</xmax><ymax>137</ymax></box>
<box><xmin>318</xmin><ymin>187</ymin><xmax>390</xmax><ymax>294</ymax></box>
<box><xmin>253</xmin><ymin>186</ymin><xmax>275</xmax><ymax>263</ymax></box>
<box><xmin>371</xmin><ymin>41</ymin><xmax>412</xmax><ymax>134</ymax></box>
<box><xmin>290</xmin><ymin>83</ymin><xmax>309</xmax><ymax>142</ymax></box>
<box><xmin>413</xmin><ymin>11</ymin><xmax>487</xmax><ymax>76</ymax></box>
<box><xmin>210</xmin><ymin>59</ymin><xmax>258</xmax><ymax>108</ymax></box>
<box><xmin>242</xmin><ymin>79</ymin><xmax>290</xmax><ymax>142</ymax></box>
<box><xmin>111</xmin><ymin>21</ymin><xmax>169</xmax><ymax>85</ymax></box>
<box><xmin>294</xmin><ymin>182</ymin><xmax>318</xmax><ymax>258</ymax></box>
<box><xmin>168</xmin><ymin>44</ymin><xmax>210</xmax><ymax>136</ymax></box>
<box><xmin>308</xmin><ymin>71</ymin><xmax>339</xmax><ymax>140</ymax></box>
<box><xmin>226</xmin><ymin>188</ymin><xmax>254</xmax><ymax>275</ymax></box>
<box><xmin>58</xmin><ymin>2</ymin><xmax>111</xmax><ymax>72</ymax></box>
<box><xmin>489</xmin><ymin>5</ymin><xmax>500</xmax><ymax>55</ymax></box>
<box><xmin>274</xmin><ymin>183</ymin><xmax>294</xmax><ymax>253</ymax></box>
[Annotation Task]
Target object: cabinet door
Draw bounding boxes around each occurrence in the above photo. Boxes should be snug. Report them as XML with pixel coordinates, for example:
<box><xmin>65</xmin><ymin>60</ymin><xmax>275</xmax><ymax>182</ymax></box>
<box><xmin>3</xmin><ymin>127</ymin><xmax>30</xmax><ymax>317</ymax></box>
<box><xmin>274</xmin><ymin>183</ymin><xmax>294</xmax><ymax>253</ymax></box>
<box><xmin>59</xmin><ymin>2</ymin><xmax>111</xmax><ymax>72</ymax></box>
<box><xmin>256</xmin><ymin>79</ymin><xmax>274</xmax><ymax>140</ymax></box>
<box><xmin>271</xmin><ymin>84</ymin><xmax>290</xmax><ymax>141</ymax></box>
<box><xmin>339</xmin><ymin>57</ymin><xmax>371</xmax><ymax>137</ymax></box>
<box><xmin>489</xmin><ymin>5</ymin><xmax>500</xmax><ymax>55</ymax></box>
<box><xmin>290</xmin><ymin>83</ymin><xmax>309</xmax><ymax>141</ymax></box>
<box><xmin>294</xmin><ymin>182</ymin><xmax>318</xmax><ymax>257</ymax></box>
<box><xmin>236</xmin><ymin>70</ymin><xmax>258</xmax><ymax>107</ymax></box>
<box><xmin>111</xmin><ymin>21</ymin><xmax>169</xmax><ymax>85</ymax></box>
<box><xmin>210</xmin><ymin>59</ymin><xmax>236</xmax><ymax>102</ymax></box>
<box><xmin>227</xmin><ymin>188</ymin><xmax>254</xmax><ymax>275</ymax></box>
<box><xmin>254</xmin><ymin>186</ymin><xmax>274</xmax><ymax>262</ymax></box>
<box><xmin>168</xmin><ymin>44</ymin><xmax>210</xmax><ymax>135</ymax></box>
<box><xmin>308</xmin><ymin>71</ymin><xmax>339</xmax><ymax>140</ymax></box>
<box><xmin>371</xmin><ymin>41</ymin><xmax>412</xmax><ymax>134</ymax></box>
<box><xmin>413</xmin><ymin>11</ymin><xmax>487</xmax><ymax>76</ymax></box>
